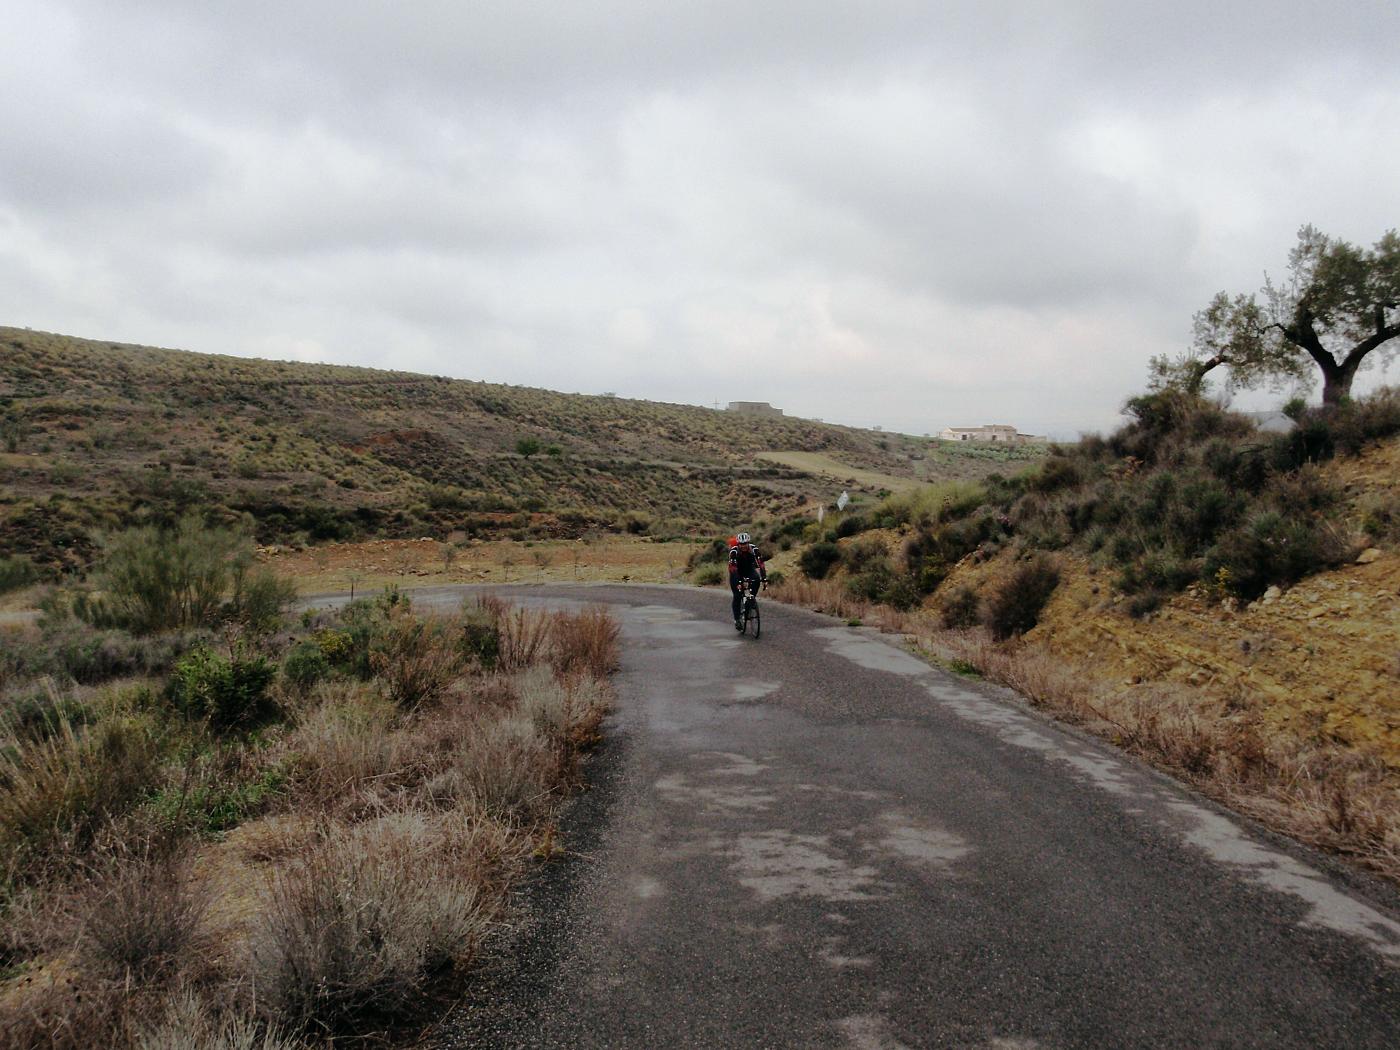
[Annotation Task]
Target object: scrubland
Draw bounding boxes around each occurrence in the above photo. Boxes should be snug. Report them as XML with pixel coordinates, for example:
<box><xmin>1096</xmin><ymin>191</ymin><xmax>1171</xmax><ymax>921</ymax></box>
<box><xmin>761</xmin><ymin>389</ymin><xmax>1400</xmax><ymax>884</ymax></box>
<box><xmin>0</xmin><ymin>327</ymin><xmax>1027</xmax><ymax>584</ymax></box>
<box><xmin>1</xmin><ymin>520</ymin><xmax>618</xmax><ymax>1049</ymax></box>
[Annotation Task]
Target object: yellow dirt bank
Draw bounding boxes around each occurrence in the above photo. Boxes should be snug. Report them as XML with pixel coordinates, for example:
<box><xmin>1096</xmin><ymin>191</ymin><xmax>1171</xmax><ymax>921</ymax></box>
<box><xmin>942</xmin><ymin>436</ymin><xmax>1400</xmax><ymax>765</ymax></box>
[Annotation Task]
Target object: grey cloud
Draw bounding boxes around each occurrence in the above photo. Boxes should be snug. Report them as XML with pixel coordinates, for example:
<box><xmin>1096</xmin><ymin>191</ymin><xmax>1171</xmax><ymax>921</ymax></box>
<box><xmin>2</xmin><ymin>1</ymin><xmax>1398</xmax><ymax>435</ymax></box>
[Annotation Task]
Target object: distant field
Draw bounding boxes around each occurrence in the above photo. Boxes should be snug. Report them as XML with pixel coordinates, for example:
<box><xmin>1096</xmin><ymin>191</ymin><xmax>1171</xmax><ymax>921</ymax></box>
<box><xmin>755</xmin><ymin>451</ymin><xmax>923</xmax><ymax>494</ymax></box>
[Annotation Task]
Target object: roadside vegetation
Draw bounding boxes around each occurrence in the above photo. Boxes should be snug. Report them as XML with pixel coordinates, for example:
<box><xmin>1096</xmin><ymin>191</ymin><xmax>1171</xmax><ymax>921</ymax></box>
<box><xmin>767</xmin><ymin>386</ymin><xmax>1400</xmax><ymax>884</ymax></box>
<box><xmin>0</xmin><ymin>519</ymin><xmax>618</xmax><ymax>1048</ymax></box>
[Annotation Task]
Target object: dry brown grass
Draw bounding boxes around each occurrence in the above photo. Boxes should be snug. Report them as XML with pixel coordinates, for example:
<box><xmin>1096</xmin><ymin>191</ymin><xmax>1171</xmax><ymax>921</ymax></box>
<box><xmin>135</xmin><ymin>991</ymin><xmax>297</xmax><ymax>1050</ymax></box>
<box><xmin>65</xmin><ymin>843</ymin><xmax>211</xmax><ymax>982</ymax></box>
<box><xmin>925</xmin><ymin>627</ymin><xmax>1400</xmax><ymax>881</ymax></box>
<box><xmin>284</xmin><ymin>686</ymin><xmax>405</xmax><ymax>811</ymax></box>
<box><xmin>550</xmin><ymin>606</ymin><xmax>621</xmax><ymax>678</ymax></box>
<box><xmin>249</xmin><ymin>811</ymin><xmax>514</xmax><ymax>1035</ymax></box>
<box><xmin>768</xmin><ymin>576</ymin><xmax>911</xmax><ymax>633</ymax></box>
<box><xmin>1</xmin><ymin>843</ymin><xmax>213</xmax><ymax>1050</ymax></box>
<box><xmin>480</xmin><ymin>598</ymin><xmax>553</xmax><ymax>672</ymax></box>
<box><xmin>0</xmin><ymin>710</ymin><xmax>165</xmax><ymax>881</ymax></box>
<box><xmin>1</xmin><ymin>599</ymin><xmax>621</xmax><ymax>1049</ymax></box>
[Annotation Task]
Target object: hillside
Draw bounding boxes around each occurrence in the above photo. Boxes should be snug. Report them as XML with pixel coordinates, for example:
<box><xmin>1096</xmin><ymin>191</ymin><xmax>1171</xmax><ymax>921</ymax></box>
<box><xmin>764</xmin><ymin>391</ymin><xmax>1400</xmax><ymax>878</ymax></box>
<box><xmin>0</xmin><ymin>327</ymin><xmax>1042</xmax><ymax>575</ymax></box>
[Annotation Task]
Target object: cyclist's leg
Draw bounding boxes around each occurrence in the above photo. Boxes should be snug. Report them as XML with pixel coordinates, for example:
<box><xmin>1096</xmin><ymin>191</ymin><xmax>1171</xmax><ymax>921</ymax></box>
<box><xmin>730</xmin><ymin>579</ymin><xmax>743</xmax><ymax>623</ymax></box>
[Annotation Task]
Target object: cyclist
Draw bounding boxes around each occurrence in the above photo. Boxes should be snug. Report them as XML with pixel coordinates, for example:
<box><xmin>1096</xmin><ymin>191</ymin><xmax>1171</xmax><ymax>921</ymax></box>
<box><xmin>728</xmin><ymin>531</ymin><xmax>767</xmax><ymax>630</ymax></box>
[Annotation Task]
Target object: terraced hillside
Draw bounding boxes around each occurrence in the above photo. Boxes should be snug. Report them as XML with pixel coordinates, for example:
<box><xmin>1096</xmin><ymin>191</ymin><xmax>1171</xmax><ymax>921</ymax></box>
<box><xmin>0</xmin><ymin>327</ymin><xmax>1041</xmax><ymax>574</ymax></box>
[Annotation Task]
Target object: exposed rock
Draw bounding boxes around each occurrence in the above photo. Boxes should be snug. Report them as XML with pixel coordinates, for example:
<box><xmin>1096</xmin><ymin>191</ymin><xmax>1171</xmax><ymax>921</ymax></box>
<box><xmin>1357</xmin><ymin>548</ymin><xmax>1382</xmax><ymax>565</ymax></box>
<box><xmin>1261</xmin><ymin>585</ymin><xmax>1282</xmax><ymax>604</ymax></box>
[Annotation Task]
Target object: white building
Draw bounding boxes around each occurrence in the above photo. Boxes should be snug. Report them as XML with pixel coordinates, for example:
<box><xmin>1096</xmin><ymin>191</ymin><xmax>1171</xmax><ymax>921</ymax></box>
<box><xmin>938</xmin><ymin>424</ymin><xmax>1044</xmax><ymax>444</ymax></box>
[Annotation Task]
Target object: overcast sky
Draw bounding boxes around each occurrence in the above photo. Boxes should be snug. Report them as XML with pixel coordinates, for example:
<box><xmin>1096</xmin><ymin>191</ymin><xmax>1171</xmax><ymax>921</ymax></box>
<box><xmin>3</xmin><ymin>2</ymin><xmax>1398</xmax><ymax>437</ymax></box>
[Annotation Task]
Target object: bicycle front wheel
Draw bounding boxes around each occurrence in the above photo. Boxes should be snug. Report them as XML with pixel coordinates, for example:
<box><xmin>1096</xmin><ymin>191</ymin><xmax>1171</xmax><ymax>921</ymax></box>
<box><xmin>750</xmin><ymin>600</ymin><xmax>761</xmax><ymax>640</ymax></box>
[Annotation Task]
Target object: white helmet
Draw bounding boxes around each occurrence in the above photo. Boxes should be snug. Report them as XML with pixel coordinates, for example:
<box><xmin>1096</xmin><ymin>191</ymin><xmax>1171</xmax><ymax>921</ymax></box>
<box><xmin>736</xmin><ymin>532</ymin><xmax>751</xmax><ymax>544</ymax></box>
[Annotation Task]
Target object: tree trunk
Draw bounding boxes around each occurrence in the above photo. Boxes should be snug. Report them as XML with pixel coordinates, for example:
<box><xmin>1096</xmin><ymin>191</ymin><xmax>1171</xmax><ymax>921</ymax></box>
<box><xmin>1320</xmin><ymin>358</ymin><xmax>1359</xmax><ymax>405</ymax></box>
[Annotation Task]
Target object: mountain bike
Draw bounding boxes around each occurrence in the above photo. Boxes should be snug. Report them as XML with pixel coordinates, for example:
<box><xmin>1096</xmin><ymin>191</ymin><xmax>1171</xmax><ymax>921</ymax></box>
<box><xmin>736</xmin><ymin>577</ymin><xmax>761</xmax><ymax>639</ymax></box>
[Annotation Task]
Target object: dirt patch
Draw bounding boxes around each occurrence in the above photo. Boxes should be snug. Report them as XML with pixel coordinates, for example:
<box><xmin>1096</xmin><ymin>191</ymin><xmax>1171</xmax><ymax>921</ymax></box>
<box><xmin>1018</xmin><ymin>551</ymin><xmax>1400</xmax><ymax>763</ymax></box>
<box><xmin>259</xmin><ymin>535</ymin><xmax>703</xmax><ymax>594</ymax></box>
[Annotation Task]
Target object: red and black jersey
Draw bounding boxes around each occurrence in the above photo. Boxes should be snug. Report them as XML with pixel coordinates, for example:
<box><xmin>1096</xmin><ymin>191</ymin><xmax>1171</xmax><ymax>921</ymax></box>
<box><xmin>728</xmin><ymin>540</ymin><xmax>766</xmax><ymax>580</ymax></box>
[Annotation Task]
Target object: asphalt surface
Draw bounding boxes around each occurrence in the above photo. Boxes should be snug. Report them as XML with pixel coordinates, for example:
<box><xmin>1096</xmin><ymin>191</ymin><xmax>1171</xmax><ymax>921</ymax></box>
<box><xmin>313</xmin><ymin>584</ymin><xmax>1400</xmax><ymax>1049</ymax></box>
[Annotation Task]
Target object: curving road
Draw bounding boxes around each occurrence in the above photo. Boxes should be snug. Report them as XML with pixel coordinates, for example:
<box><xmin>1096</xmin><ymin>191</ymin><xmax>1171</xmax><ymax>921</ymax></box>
<box><xmin>326</xmin><ymin>584</ymin><xmax>1400</xmax><ymax>1049</ymax></box>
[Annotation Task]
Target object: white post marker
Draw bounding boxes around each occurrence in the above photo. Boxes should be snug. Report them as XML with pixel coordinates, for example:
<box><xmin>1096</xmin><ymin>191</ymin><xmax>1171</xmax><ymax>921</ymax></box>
<box><xmin>837</xmin><ymin>491</ymin><xmax>849</xmax><ymax>512</ymax></box>
<box><xmin>817</xmin><ymin>504</ymin><xmax>825</xmax><ymax>522</ymax></box>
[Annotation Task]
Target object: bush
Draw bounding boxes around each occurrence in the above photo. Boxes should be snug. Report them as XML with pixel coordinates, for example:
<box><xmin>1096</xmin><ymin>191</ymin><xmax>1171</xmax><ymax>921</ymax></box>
<box><xmin>984</xmin><ymin>556</ymin><xmax>1061</xmax><ymax>640</ymax></box>
<box><xmin>551</xmin><ymin>607</ymin><xmax>620</xmax><ymax>678</ymax></box>
<box><xmin>226</xmin><ymin>566</ymin><xmax>298</xmax><ymax>635</ymax></box>
<box><xmin>939</xmin><ymin>585</ymin><xmax>981</xmax><ymax>629</ymax></box>
<box><xmin>459</xmin><ymin>609</ymin><xmax>501</xmax><ymax>669</ymax></box>
<box><xmin>799</xmin><ymin>542</ymin><xmax>842</xmax><ymax>580</ymax></box>
<box><xmin>282</xmin><ymin>641</ymin><xmax>331</xmax><ymax>694</ymax></box>
<box><xmin>0</xmin><ymin>554</ymin><xmax>40</xmax><ymax>595</ymax></box>
<box><xmin>833</xmin><ymin>514</ymin><xmax>867</xmax><ymax>539</ymax></box>
<box><xmin>0</xmin><ymin>713</ymin><xmax>165</xmax><ymax>873</ymax></box>
<box><xmin>166</xmin><ymin>647</ymin><xmax>278</xmax><ymax>731</ymax></box>
<box><xmin>1205</xmin><ymin>511</ymin><xmax>1353</xmax><ymax>601</ymax></box>
<box><xmin>251</xmin><ymin>813</ymin><xmax>499</xmax><ymax>1033</ymax></box>
<box><xmin>692</xmin><ymin>564</ymin><xmax>724</xmax><ymax>586</ymax></box>
<box><xmin>369</xmin><ymin>611</ymin><xmax>462</xmax><ymax>708</ymax></box>
<box><xmin>77</xmin><ymin>517</ymin><xmax>283</xmax><ymax>634</ymax></box>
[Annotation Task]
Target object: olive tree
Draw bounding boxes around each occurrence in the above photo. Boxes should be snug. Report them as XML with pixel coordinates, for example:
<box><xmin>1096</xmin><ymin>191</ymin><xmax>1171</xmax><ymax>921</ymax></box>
<box><xmin>1153</xmin><ymin>225</ymin><xmax>1400</xmax><ymax>404</ymax></box>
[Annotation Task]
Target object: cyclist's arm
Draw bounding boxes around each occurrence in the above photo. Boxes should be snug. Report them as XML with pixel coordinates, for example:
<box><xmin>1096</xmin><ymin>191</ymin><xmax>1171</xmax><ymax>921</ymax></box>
<box><xmin>756</xmin><ymin>548</ymin><xmax>768</xmax><ymax>584</ymax></box>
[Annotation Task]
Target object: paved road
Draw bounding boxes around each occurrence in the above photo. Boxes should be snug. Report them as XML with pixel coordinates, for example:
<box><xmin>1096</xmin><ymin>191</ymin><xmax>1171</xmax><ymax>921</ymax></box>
<box><xmin>315</xmin><ymin>584</ymin><xmax>1400</xmax><ymax>1048</ymax></box>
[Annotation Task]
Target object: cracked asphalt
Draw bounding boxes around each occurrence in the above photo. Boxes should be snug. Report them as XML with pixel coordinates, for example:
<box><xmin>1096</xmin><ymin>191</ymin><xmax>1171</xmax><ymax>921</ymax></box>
<box><xmin>323</xmin><ymin>584</ymin><xmax>1400</xmax><ymax>1049</ymax></box>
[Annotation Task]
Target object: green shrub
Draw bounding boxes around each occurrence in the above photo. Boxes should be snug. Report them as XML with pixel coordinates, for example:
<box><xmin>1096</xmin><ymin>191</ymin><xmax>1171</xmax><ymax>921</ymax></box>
<box><xmin>0</xmin><ymin>554</ymin><xmax>40</xmax><ymax>595</ymax></box>
<box><xmin>833</xmin><ymin>514</ymin><xmax>867</xmax><ymax>539</ymax></box>
<box><xmin>166</xmin><ymin>648</ymin><xmax>279</xmax><ymax>732</ymax></box>
<box><xmin>798</xmin><ymin>542</ymin><xmax>842</xmax><ymax>580</ymax></box>
<box><xmin>1205</xmin><ymin>512</ymin><xmax>1353</xmax><ymax>601</ymax></box>
<box><xmin>692</xmin><ymin>564</ymin><xmax>723</xmax><ymax>587</ymax></box>
<box><xmin>226</xmin><ymin>567</ymin><xmax>298</xmax><ymax>635</ymax></box>
<box><xmin>459</xmin><ymin>610</ymin><xmax>501</xmax><ymax>668</ymax></box>
<box><xmin>1358</xmin><ymin>493</ymin><xmax>1400</xmax><ymax>543</ymax></box>
<box><xmin>283</xmin><ymin>641</ymin><xmax>332</xmax><ymax>694</ymax></box>
<box><xmin>145</xmin><ymin>758</ymin><xmax>286</xmax><ymax>834</ymax></box>
<box><xmin>984</xmin><ymin>556</ymin><xmax>1060</xmax><ymax>640</ymax></box>
<box><xmin>939</xmin><ymin>585</ymin><xmax>981</xmax><ymax>629</ymax></box>
<box><xmin>78</xmin><ymin>516</ymin><xmax>278</xmax><ymax>634</ymax></box>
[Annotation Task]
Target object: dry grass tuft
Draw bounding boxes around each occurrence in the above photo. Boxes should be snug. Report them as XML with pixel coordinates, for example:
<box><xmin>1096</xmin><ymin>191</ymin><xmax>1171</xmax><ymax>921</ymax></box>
<box><xmin>68</xmin><ymin>843</ymin><xmax>210</xmax><ymax>981</ymax></box>
<box><xmin>250</xmin><ymin>811</ymin><xmax>508</xmax><ymax>1035</ymax></box>
<box><xmin>432</xmin><ymin>714</ymin><xmax>553</xmax><ymax>822</ymax></box>
<box><xmin>550</xmin><ymin>606</ymin><xmax>620</xmax><ymax>678</ymax></box>
<box><xmin>0</xmin><ymin>710</ymin><xmax>165</xmax><ymax>879</ymax></box>
<box><xmin>135</xmin><ymin>991</ymin><xmax>297</xmax><ymax>1050</ymax></box>
<box><xmin>285</xmin><ymin>685</ymin><xmax>404</xmax><ymax>810</ymax></box>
